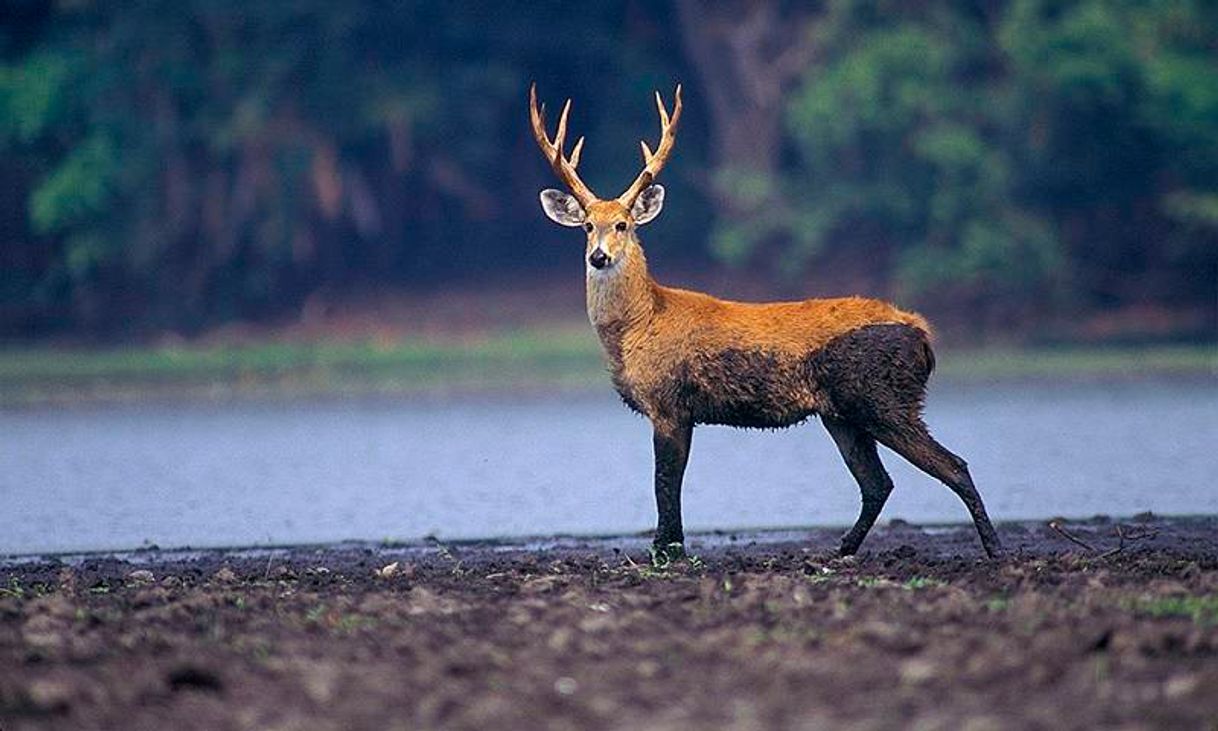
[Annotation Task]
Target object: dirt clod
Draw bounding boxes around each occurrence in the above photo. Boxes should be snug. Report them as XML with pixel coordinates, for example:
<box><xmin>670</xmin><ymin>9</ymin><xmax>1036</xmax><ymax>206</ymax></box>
<box><xmin>166</xmin><ymin>666</ymin><xmax>224</xmax><ymax>694</ymax></box>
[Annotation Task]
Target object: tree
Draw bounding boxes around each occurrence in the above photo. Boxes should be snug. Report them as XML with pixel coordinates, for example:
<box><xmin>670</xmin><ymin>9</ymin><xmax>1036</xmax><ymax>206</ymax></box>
<box><xmin>719</xmin><ymin>0</ymin><xmax>1216</xmax><ymax>335</ymax></box>
<box><xmin>673</xmin><ymin>0</ymin><xmax>818</xmax><ymax>266</ymax></box>
<box><xmin>0</xmin><ymin>1</ymin><xmax>692</xmax><ymax>333</ymax></box>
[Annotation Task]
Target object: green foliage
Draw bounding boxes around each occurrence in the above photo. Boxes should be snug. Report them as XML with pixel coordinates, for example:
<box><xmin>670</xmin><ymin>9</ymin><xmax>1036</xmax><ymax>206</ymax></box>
<box><xmin>29</xmin><ymin>133</ymin><xmax>118</xmax><ymax>235</ymax></box>
<box><xmin>780</xmin><ymin>0</ymin><xmax>1060</xmax><ymax>314</ymax></box>
<box><xmin>768</xmin><ymin>0</ymin><xmax>1217</xmax><ymax>321</ymax></box>
<box><xmin>0</xmin><ymin>51</ymin><xmax>76</xmax><ymax>143</ymax></box>
<box><xmin>902</xmin><ymin>577</ymin><xmax>945</xmax><ymax>590</ymax></box>
<box><xmin>1128</xmin><ymin>594</ymin><xmax>1218</xmax><ymax>625</ymax></box>
<box><xmin>0</xmin><ymin>2</ymin><xmax>686</xmax><ymax>332</ymax></box>
<box><xmin>0</xmin><ymin>577</ymin><xmax>25</xmax><ymax>599</ymax></box>
<box><xmin>1162</xmin><ymin>191</ymin><xmax>1218</xmax><ymax>229</ymax></box>
<box><xmin>0</xmin><ymin>1</ymin><xmax>1214</xmax><ymax>335</ymax></box>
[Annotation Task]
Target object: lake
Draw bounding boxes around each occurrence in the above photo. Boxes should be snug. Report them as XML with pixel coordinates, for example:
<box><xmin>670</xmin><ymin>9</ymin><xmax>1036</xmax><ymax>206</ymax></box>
<box><xmin>2</xmin><ymin>378</ymin><xmax>1215</xmax><ymax>555</ymax></box>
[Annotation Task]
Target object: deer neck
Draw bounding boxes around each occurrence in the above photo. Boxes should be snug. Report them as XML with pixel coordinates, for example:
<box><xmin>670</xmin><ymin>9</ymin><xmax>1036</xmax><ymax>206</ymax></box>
<box><xmin>586</xmin><ymin>242</ymin><xmax>654</xmax><ymax>362</ymax></box>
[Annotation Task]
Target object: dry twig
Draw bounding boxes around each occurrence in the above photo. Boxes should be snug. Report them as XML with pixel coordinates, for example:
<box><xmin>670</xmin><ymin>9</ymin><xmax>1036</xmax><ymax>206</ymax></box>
<box><xmin>1048</xmin><ymin>520</ymin><xmax>1160</xmax><ymax>557</ymax></box>
<box><xmin>1097</xmin><ymin>524</ymin><xmax>1160</xmax><ymax>558</ymax></box>
<box><xmin>1048</xmin><ymin>520</ymin><xmax>1098</xmax><ymax>552</ymax></box>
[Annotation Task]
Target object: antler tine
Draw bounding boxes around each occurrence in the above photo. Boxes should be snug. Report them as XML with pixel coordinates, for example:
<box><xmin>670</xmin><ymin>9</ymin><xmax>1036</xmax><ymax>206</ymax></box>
<box><xmin>655</xmin><ymin>90</ymin><xmax>670</xmax><ymax>129</ymax></box>
<box><xmin>529</xmin><ymin>83</ymin><xmax>597</xmax><ymax>205</ymax></box>
<box><xmin>569</xmin><ymin>136</ymin><xmax>585</xmax><ymax>169</ymax></box>
<box><xmin>618</xmin><ymin>84</ymin><xmax>683</xmax><ymax>208</ymax></box>
<box><xmin>555</xmin><ymin>99</ymin><xmax>573</xmax><ymax>153</ymax></box>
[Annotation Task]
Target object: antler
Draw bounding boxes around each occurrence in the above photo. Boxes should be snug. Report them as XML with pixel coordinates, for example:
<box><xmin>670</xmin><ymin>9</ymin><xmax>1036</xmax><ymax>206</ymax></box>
<box><xmin>617</xmin><ymin>84</ymin><xmax>683</xmax><ymax>208</ymax></box>
<box><xmin>529</xmin><ymin>83</ymin><xmax>597</xmax><ymax>206</ymax></box>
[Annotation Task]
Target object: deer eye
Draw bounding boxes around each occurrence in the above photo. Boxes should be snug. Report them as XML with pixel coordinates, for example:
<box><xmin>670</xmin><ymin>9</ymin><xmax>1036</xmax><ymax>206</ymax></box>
<box><xmin>615</xmin><ymin>221</ymin><xmax>627</xmax><ymax>232</ymax></box>
<box><xmin>583</xmin><ymin>222</ymin><xmax>594</xmax><ymax>233</ymax></box>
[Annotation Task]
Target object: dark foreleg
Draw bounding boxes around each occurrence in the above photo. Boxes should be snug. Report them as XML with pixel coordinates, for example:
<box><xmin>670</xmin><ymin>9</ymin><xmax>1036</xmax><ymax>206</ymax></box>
<box><xmin>874</xmin><ymin>422</ymin><xmax>1003</xmax><ymax>558</ymax></box>
<box><xmin>652</xmin><ymin>420</ymin><xmax>693</xmax><ymax>559</ymax></box>
<box><xmin>823</xmin><ymin>416</ymin><xmax>895</xmax><ymax>556</ymax></box>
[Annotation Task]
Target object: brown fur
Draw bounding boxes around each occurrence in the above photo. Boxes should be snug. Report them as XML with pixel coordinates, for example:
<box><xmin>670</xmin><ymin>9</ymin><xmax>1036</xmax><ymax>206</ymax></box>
<box><xmin>583</xmin><ymin>217</ymin><xmax>930</xmax><ymax>431</ymax></box>
<box><xmin>576</xmin><ymin>206</ymin><xmax>999</xmax><ymax>559</ymax></box>
<box><xmin>534</xmin><ymin>92</ymin><xmax>999</xmax><ymax>559</ymax></box>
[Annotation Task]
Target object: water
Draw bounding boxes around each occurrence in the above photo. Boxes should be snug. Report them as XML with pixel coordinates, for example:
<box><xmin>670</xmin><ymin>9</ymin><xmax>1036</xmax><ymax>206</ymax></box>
<box><xmin>2</xmin><ymin>379</ymin><xmax>1215</xmax><ymax>555</ymax></box>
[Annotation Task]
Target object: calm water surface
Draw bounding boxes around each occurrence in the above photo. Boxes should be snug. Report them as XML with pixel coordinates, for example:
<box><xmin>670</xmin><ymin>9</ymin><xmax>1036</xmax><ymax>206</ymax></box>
<box><xmin>2</xmin><ymin>380</ymin><xmax>1216</xmax><ymax>554</ymax></box>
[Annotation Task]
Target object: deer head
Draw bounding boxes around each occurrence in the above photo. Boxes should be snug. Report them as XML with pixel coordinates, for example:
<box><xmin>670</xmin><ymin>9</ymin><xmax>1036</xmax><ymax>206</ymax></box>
<box><xmin>531</xmin><ymin>83</ymin><xmax>682</xmax><ymax>271</ymax></box>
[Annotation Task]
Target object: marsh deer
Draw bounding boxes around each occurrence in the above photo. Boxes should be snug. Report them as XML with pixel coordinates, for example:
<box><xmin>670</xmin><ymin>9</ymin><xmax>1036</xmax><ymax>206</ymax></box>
<box><xmin>529</xmin><ymin>84</ymin><xmax>1002</xmax><ymax>559</ymax></box>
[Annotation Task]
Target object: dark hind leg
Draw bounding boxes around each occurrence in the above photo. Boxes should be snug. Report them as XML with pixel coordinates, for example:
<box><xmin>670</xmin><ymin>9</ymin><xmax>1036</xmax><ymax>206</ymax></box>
<box><xmin>823</xmin><ymin>416</ymin><xmax>895</xmax><ymax>556</ymax></box>
<box><xmin>809</xmin><ymin>323</ymin><xmax>999</xmax><ymax>557</ymax></box>
<box><xmin>874</xmin><ymin>420</ymin><xmax>1003</xmax><ymax>558</ymax></box>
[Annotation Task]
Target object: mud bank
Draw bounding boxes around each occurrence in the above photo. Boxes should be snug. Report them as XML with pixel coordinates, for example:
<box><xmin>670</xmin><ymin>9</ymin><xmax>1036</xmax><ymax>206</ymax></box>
<box><xmin>2</xmin><ymin>517</ymin><xmax>1217</xmax><ymax>730</ymax></box>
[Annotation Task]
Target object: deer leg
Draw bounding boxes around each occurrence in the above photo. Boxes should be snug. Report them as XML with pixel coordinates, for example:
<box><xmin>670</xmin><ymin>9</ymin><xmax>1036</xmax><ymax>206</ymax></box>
<box><xmin>652</xmin><ymin>420</ymin><xmax>693</xmax><ymax>560</ymax></box>
<box><xmin>874</xmin><ymin>422</ymin><xmax>1003</xmax><ymax>558</ymax></box>
<box><xmin>823</xmin><ymin>416</ymin><xmax>895</xmax><ymax>556</ymax></box>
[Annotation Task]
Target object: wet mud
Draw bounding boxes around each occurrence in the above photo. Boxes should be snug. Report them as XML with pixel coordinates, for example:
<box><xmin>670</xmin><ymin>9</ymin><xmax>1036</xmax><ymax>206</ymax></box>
<box><xmin>2</xmin><ymin>516</ymin><xmax>1217</xmax><ymax>730</ymax></box>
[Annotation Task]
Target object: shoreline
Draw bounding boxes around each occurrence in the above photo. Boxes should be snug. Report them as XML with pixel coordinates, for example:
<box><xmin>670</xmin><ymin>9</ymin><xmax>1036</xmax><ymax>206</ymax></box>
<box><xmin>3</xmin><ymin>514</ymin><xmax>1216</xmax><ymax>568</ymax></box>
<box><xmin>2</xmin><ymin>339</ymin><xmax>1213</xmax><ymax>408</ymax></box>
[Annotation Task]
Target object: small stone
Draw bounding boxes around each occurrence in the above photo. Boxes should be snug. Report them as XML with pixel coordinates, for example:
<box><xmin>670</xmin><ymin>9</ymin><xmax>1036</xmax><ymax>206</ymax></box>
<box><xmin>212</xmin><ymin>567</ymin><xmax>238</xmax><ymax>584</ymax></box>
<box><xmin>1164</xmin><ymin>674</ymin><xmax>1199</xmax><ymax>699</ymax></box>
<box><xmin>126</xmin><ymin>569</ymin><xmax>155</xmax><ymax>585</ymax></box>
<box><xmin>299</xmin><ymin>662</ymin><xmax>340</xmax><ymax>704</ymax></box>
<box><xmin>375</xmin><ymin>562</ymin><xmax>400</xmax><ymax>579</ymax></box>
<box><xmin>547</xmin><ymin>627</ymin><xmax>573</xmax><ymax>652</ymax></box>
<box><xmin>899</xmin><ymin>658</ymin><xmax>938</xmax><ymax>685</ymax></box>
<box><xmin>554</xmin><ymin>676</ymin><xmax>578</xmax><ymax>695</ymax></box>
<box><xmin>25</xmin><ymin>678</ymin><xmax>73</xmax><ymax>712</ymax></box>
<box><xmin>636</xmin><ymin>660</ymin><xmax>660</xmax><ymax>678</ymax></box>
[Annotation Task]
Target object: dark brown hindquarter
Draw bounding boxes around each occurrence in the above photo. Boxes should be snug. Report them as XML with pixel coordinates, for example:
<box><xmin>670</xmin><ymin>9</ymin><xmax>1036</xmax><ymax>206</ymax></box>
<box><xmin>807</xmin><ymin>323</ymin><xmax>935</xmax><ymax>430</ymax></box>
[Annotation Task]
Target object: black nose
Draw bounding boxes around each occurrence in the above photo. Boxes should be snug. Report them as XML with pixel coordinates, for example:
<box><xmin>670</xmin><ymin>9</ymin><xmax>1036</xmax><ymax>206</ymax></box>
<box><xmin>589</xmin><ymin>249</ymin><xmax>610</xmax><ymax>269</ymax></box>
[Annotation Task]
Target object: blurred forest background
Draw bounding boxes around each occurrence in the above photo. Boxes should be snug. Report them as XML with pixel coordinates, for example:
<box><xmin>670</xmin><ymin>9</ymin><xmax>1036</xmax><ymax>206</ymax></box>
<box><xmin>2</xmin><ymin>0</ymin><xmax>1216</xmax><ymax>343</ymax></box>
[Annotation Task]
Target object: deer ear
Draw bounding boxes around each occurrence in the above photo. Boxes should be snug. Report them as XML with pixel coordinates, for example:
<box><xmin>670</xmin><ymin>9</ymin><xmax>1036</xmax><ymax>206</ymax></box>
<box><xmin>540</xmin><ymin>189</ymin><xmax>587</xmax><ymax>227</ymax></box>
<box><xmin>631</xmin><ymin>184</ymin><xmax>665</xmax><ymax>225</ymax></box>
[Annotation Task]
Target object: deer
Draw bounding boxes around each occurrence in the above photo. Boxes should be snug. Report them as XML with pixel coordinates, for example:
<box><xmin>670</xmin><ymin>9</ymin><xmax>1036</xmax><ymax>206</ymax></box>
<box><xmin>529</xmin><ymin>83</ymin><xmax>1003</xmax><ymax>560</ymax></box>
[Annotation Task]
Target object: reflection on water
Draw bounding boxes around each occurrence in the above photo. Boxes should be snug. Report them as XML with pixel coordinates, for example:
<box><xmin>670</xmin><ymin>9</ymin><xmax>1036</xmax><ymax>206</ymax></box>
<box><xmin>2</xmin><ymin>379</ymin><xmax>1216</xmax><ymax>554</ymax></box>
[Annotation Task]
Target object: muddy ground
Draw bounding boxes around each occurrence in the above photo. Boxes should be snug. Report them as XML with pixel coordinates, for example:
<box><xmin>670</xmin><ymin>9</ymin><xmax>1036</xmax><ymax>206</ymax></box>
<box><xmin>2</xmin><ymin>517</ymin><xmax>1217</xmax><ymax>731</ymax></box>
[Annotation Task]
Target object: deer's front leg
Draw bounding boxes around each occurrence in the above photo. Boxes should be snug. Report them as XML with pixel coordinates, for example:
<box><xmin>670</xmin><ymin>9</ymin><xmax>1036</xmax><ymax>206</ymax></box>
<box><xmin>652</xmin><ymin>420</ymin><xmax>693</xmax><ymax>560</ymax></box>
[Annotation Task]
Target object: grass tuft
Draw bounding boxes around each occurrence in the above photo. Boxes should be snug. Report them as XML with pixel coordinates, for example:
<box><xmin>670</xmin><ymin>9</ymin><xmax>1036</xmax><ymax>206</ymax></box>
<box><xmin>1128</xmin><ymin>594</ymin><xmax>1218</xmax><ymax>625</ymax></box>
